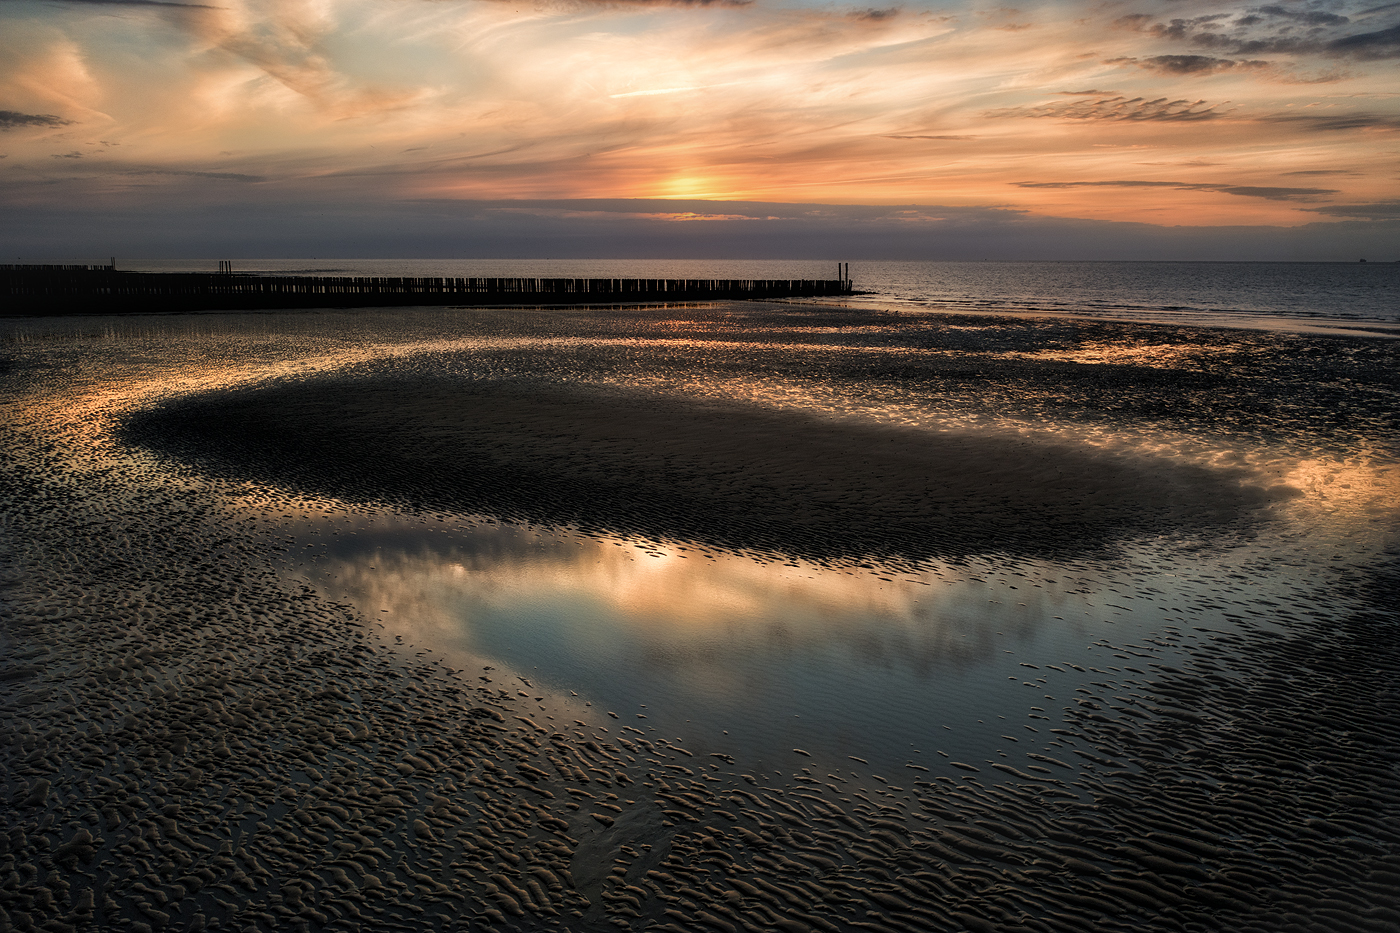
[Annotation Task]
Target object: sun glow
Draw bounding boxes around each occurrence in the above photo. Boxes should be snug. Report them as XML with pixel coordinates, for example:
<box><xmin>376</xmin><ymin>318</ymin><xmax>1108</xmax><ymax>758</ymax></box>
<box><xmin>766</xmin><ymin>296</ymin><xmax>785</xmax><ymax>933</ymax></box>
<box><xmin>1</xmin><ymin>0</ymin><xmax>1397</xmax><ymax>246</ymax></box>
<box><xmin>657</xmin><ymin>175</ymin><xmax>728</xmax><ymax>200</ymax></box>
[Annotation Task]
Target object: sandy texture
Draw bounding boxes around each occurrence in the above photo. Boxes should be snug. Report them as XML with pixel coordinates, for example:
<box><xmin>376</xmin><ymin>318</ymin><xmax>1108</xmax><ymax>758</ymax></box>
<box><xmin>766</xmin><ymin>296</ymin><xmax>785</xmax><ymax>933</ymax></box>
<box><xmin>1</xmin><ymin>303</ymin><xmax>1398</xmax><ymax>933</ymax></box>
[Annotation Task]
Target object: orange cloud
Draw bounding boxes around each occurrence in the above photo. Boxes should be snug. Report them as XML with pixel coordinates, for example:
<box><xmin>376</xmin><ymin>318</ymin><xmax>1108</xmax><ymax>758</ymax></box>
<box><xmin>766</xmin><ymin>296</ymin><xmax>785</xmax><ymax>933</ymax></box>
<box><xmin>0</xmin><ymin>0</ymin><xmax>1396</xmax><ymax>229</ymax></box>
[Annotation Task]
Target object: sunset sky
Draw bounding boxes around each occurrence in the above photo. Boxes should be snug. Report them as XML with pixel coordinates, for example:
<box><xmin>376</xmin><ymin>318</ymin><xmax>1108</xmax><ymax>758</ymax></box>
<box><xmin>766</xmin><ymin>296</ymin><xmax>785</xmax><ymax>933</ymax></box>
<box><xmin>2</xmin><ymin>0</ymin><xmax>1397</xmax><ymax>259</ymax></box>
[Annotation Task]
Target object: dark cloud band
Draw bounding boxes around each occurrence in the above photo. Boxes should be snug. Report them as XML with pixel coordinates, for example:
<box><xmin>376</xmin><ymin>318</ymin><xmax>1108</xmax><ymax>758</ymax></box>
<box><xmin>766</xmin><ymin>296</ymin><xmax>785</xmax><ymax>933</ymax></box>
<box><xmin>990</xmin><ymin>96</ymin><xmax>1225</xmax><ymax>122</ymax></box>
<box><xmin>0</xmin><ymin>110</ymin><xmax>73</xmax><ymax>130</ymax></box>
<box><xmin>1303</xmin><ymin>200</ymin><xmax>1400</xmax><ymax>218</ymax></box>
<box><xmin>1015</xmin><ymin>180</ymin><xmax>1338</xmax><ymax>202</ymax></box>
<box><xmin>1121</xmin><ymin>12</ymin><xmax>1400</xmax><ymax>62</ymax></box>
<box><xmin>1262</xmin><ymin>112</ymin><xmax>1400</xmax><ymax>131</ymax></box>
<box><xmin>5</xmin><ymin>0</ymin><xmax>221</xmax><ymax>7</ymax></box>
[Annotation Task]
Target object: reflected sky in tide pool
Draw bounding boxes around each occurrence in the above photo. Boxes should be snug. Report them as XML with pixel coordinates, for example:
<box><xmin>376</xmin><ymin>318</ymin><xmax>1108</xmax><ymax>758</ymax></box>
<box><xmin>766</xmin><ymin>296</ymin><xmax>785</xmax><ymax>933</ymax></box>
<box><xmin>274</xmin><ymin>487</ymin><xmax>1378</xmax><ymax>785</ymax></box>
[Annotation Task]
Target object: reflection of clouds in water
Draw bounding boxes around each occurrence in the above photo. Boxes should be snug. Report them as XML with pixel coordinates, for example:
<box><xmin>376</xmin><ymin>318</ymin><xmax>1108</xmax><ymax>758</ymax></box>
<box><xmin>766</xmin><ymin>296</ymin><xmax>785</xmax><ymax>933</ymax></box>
<box><xmin>296</xmin><ymin>516</ymin><xmax>1171</xmax><ymax>772</ymax></box>
<box><xmin>309</xmin><ymin>519</ymin><xmax>1093</xmax><ymax>687</ymax></box>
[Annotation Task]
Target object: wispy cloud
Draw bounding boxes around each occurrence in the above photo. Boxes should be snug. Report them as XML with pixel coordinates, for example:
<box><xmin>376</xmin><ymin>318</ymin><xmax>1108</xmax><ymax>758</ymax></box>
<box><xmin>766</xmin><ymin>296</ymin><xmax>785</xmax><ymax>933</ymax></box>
<box><xmin>1134</xmin><ymin>54</ymin><xmax>1267</xmax><ymax>74</ymax></box>
<box><xmin>123</xmin><ymin>167</ymin><xmax>264</xmax><ymax>181</ymax></box>
<box><xmin>608</xmin><ymin>84</ymin><xmax>728</xmax><ymax>98</ymax></box>
<box><xmin>1251</xmin><ymin>5</ymin><xmax>1350</xmax><ymax>27</ymax></box>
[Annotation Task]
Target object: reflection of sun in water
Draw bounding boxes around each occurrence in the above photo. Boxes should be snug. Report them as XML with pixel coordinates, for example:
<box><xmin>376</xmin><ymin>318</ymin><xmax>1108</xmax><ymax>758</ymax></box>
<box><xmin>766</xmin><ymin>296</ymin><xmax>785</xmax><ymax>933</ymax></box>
<box><xmin>337</xmin><ymin>531</ymin><xmax>958</xmax><ymax>646</ymax></box>
<box><xmin>302</xmin><ymin>514</ymin><xmax>1122</xmax><ymax>684</ymax></box>
<box><xmin>304</xmin><ymin>519</ymin><xmax>1101</xmax><ymax>713</ymax></box>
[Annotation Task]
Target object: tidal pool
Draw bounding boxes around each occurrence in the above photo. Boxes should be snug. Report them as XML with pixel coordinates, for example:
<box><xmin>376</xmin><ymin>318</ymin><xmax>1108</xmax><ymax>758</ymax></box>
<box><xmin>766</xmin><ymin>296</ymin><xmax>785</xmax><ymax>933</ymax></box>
<box><xmin>269</xmin><ymin>482</ymin><xmax>1366</xmax><ymax>791</ymax></box>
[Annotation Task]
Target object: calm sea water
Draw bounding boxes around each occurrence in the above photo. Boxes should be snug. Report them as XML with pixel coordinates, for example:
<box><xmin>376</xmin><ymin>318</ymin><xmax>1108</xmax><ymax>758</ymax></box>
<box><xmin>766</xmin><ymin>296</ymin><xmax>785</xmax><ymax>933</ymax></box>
<box><xmin>127</xmin><ymin>258</ymin><xmax>1400</xmax><ymax>331</ymax></box>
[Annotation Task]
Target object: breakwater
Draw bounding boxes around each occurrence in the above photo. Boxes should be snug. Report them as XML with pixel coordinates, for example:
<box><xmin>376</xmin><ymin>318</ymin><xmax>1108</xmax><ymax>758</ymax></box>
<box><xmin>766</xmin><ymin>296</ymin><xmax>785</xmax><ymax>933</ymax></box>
<box><xmin>1</xmin><ymin>265</ymin><xmax>853</xmax><ymax>314</ymax></box>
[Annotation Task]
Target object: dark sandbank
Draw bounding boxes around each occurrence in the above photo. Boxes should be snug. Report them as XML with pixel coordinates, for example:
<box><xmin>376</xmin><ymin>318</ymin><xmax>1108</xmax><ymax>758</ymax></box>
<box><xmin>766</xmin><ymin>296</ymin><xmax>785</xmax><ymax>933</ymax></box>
<box><xmin>124</xmin><ymin>377</ymin><xmax>1294</xmax><ymax>565</ymax></box>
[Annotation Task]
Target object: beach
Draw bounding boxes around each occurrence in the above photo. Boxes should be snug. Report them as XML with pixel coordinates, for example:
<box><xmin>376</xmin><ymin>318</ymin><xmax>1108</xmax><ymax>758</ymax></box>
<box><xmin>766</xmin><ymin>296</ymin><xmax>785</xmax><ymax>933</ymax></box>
<box><xmin>2</xmin><ymin>301</ymin><xmax>1398</xmax><ymax>933</ymax></box>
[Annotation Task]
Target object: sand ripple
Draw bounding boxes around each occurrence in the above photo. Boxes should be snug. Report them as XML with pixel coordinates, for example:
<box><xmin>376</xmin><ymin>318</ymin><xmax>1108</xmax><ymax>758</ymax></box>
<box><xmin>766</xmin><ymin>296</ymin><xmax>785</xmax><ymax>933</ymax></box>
<box><xmin>1</xmin><ymin>304</ymin><xmax>1396</xmax><ymax>933</ymax></box>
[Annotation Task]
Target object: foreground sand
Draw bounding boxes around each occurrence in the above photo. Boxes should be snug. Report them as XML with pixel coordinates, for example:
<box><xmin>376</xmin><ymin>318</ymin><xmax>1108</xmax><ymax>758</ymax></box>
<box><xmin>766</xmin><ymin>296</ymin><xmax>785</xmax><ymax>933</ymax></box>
<box><xmin>1</xmin><ymin>304</ymin><xmax>1398</xmax><ymax>933</ymax></box>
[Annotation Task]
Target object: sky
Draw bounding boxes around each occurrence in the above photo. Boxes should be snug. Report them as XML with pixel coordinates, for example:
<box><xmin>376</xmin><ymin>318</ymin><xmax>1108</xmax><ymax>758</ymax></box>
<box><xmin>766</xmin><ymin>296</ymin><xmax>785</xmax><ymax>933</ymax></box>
<box><xmin>1</xmin><ymin>0</ymin><xmax>1398</xmax><ymax>259</ymax></box>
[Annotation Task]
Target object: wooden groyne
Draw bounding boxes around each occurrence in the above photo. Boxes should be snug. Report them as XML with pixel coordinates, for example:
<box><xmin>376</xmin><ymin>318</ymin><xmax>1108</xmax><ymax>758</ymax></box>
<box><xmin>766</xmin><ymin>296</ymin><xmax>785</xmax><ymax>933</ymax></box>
<box><xmin>1</xmin><ymin>266</ymin><xmax>854</xmax><ymax>315</ymax></box>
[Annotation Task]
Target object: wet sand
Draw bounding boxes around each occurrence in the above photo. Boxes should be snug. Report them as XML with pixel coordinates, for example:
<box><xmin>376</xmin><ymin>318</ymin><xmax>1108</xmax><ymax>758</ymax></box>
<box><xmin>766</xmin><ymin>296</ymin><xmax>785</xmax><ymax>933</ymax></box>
<box><xmin>1</xmin><ymin>303</ymin><xmax>1398</xmax><ymax>933</ymax></box>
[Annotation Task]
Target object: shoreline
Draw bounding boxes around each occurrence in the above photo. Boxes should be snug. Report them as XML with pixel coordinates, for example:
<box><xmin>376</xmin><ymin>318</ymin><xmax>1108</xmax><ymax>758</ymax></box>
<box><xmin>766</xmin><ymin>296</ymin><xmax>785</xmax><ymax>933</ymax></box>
<box><xmin>845</xmin><ymin>299</ymin><xmax>1400</xmax><ymax>340</ymax></box>
<box><xmin>6</xmin><ymin>296</ymin><xmax>1400</xmax><ymax>341</ymax></box>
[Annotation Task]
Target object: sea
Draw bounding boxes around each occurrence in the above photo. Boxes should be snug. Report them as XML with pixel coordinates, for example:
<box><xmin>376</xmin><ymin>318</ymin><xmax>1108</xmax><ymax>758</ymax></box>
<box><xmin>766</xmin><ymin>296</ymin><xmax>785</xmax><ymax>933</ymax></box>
<box><xmin>123</xmin><ymin>258</ymin><xmax>1400</xmax><ymax>335</ymax></box>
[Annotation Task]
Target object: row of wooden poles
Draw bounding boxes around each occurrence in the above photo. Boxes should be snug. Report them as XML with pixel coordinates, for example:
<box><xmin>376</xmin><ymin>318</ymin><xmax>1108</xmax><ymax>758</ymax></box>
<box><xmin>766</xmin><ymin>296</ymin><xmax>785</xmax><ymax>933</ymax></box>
<box><xmin>1</xmin><ymin>266</ymin><xmax>854</xmax><ymax>314</ymax></box>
